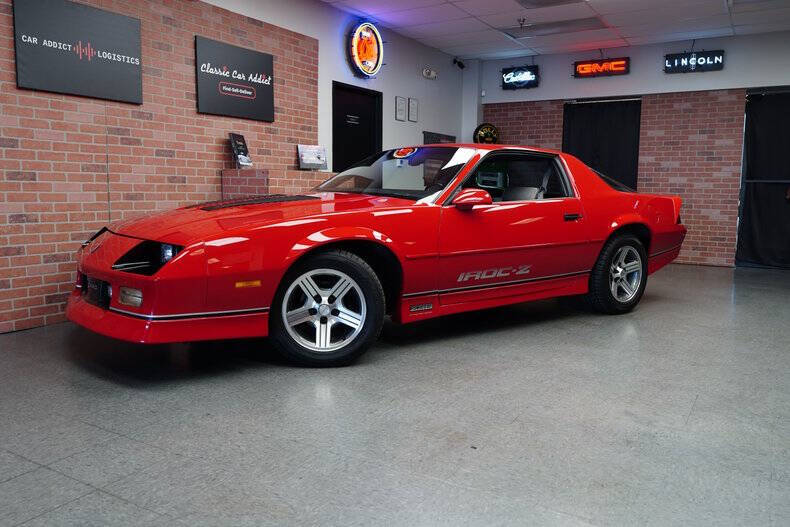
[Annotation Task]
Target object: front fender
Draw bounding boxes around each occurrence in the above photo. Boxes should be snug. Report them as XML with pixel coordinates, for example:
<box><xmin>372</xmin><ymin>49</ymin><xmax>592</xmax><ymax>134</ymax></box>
<box><xmin>283</xmin><ymin>226</ymin><xmax>401</xmax><ymax>268</ymax></box>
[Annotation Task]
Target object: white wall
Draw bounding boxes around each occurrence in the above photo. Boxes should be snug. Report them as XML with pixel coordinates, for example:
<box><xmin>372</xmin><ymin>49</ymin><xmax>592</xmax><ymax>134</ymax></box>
<box><xmin>205</xmin><ymin>0</ymin><xmax>463</xmax><ymax>171</ymax></box>
<box><xmin>481</xmin><ymin>31</ymin><xmax>790</xmax><ymax>105</ymax></box>
<box><xmin>460</xmin><ymin>59</ymin><xmax>483</xmax><ymax>143</ymax></box>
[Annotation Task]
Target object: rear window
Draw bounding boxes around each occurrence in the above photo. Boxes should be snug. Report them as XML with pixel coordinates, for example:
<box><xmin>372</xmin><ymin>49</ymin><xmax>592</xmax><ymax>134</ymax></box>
<box><xmin>592</xmin><ymin>168</ymin><xmax>635</xmax><ymax>192</ymax></box>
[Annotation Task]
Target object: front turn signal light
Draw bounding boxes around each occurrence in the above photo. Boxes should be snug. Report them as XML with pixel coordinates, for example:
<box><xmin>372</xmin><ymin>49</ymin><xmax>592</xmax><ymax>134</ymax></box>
<box><xmin>118</xmin><ymin>287</ymin><xmax>143</xmax><ymax>307</ymax></box>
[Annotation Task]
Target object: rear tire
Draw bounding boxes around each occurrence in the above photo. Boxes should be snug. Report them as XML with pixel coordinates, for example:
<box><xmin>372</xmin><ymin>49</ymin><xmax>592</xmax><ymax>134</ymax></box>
<box><xmin>587</xmin><ymin>234</ymin><xmax>647</xmax><ymax>314</ymax></box>
<box><xmin>270</xmin><ymin>250</ymin><xmax>385</xmax><ymax>366</ymax></box>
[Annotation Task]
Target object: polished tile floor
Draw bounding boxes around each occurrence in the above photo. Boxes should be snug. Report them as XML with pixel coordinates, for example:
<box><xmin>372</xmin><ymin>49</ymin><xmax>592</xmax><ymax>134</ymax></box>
<box><xmin>1</xmin><ymin>264</ymin><xmax>789</xmax><ymax>526</ymax></box>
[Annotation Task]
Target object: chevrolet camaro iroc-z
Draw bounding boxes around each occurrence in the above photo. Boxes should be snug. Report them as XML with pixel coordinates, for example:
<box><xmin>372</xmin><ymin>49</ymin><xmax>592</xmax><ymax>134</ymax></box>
<box><xmin>67</xmin><ymin>144</ymin><xmax>686</xmax><ymax>365</ymax></box>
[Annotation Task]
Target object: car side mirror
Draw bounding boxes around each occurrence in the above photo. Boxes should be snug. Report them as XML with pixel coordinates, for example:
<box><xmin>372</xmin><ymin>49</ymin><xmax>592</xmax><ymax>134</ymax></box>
<box><xmin>452</xmin><ymin>188</ymin><xmax>493</xmax><ymax>211</ymax></box>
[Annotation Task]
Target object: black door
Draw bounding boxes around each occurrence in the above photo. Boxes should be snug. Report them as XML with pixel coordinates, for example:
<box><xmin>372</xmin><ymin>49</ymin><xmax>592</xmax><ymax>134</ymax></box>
<box><xmin>562</xmin><ymin>99</ymin><xmax>641</xmax><ymax>189</ymax></box>
<box><xmin>332</xmin><ymin>82</ymin><xmax>382</xmax><ymax>173</ymax></box>
<box><xmin>736</xmin><ymin>92</ymin><xmax>790</xmax><ymax>269</ymax></box>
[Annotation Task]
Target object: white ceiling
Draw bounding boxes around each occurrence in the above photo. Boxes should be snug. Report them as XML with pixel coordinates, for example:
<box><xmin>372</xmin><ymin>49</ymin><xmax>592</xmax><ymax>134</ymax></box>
<box><xmin>320</xmin><ymin>0</ymin><xmax>790</xmax><ymax>58</ymax></box>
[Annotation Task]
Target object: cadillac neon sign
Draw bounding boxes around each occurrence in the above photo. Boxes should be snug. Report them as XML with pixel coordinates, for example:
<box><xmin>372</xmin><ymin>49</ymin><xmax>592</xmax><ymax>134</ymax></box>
<box><xmin>574</xmin><ymin>58</ymin><xmax>630</xmax><ymax>78</ymax></box>
<box><xmin>664</xmin><ymin>50</ymin><xmax>724</xmax><ymax>74</ymax></box>
<box><xmin>349</xmin><ymin>22</ymin><xmax>383</xmax><ymax>77</ymax></box>
<box><xmin>502</xmin><ymin>65</ymin><xmax>539</xmax><ymax>90</ymax></box>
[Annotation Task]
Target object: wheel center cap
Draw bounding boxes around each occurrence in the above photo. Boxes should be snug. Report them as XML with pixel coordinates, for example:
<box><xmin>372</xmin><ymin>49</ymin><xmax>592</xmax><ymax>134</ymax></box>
<box><xmin>318</xmin><ymin>304</ymin><xmax>332</xmax><ymax>317</ymax></box>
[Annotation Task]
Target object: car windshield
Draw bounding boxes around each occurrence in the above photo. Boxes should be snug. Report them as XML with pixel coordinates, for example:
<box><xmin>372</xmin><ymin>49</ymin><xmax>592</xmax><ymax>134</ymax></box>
<box><xmin>315</xmin><ymin>147</ymin><xmax>476</xmax><ymax>201</ymax></box>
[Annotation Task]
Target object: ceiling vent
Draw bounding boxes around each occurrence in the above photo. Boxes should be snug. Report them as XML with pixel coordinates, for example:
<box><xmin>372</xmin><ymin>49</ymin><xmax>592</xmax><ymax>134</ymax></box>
<box><xmin>515</xmin><ymin>0</ymin><xmax>583</xmax><ymax>7</ymax></box>
<box><xmin>502</xmin><ymin>17</ymin><xmax>606</xmax><ymax>39</ymax></box>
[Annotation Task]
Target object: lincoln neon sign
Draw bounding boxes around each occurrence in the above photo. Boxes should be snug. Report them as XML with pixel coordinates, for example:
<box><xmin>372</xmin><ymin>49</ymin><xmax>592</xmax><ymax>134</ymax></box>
<box><xmin>573</xmin><ymin>58</ymin><xmax>630</xmax><ymax>78</ymax></box>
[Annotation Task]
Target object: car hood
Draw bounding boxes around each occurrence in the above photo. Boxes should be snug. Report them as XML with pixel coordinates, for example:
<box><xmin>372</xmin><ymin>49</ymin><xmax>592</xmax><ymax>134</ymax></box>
<box><xmin>109</xmin><ymin>193</ymin><xmax>417</xmax><ymax>245</ymax></box>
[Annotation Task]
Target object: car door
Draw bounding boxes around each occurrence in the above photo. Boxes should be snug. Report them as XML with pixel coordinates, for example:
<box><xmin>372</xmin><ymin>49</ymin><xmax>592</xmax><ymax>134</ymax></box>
<box><xmin>437</xmin><ymin>152</ymin><xmax>596</xmax><ymax>306</ymax></box>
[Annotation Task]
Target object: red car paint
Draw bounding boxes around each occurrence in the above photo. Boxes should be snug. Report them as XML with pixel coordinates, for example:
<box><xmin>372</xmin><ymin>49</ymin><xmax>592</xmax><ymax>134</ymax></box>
<box><xmin>66</xmin><ymin>144</ymin><xmax>686</xmax><ymax>343</ymax></box>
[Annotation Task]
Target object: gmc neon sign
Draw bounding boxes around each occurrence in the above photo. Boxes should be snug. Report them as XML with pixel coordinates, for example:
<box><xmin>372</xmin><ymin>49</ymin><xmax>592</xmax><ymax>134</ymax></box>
<box><xmin>573</xmin><ymin>58</ymin><xmax>630</xmax><ymax>78</ymax></box>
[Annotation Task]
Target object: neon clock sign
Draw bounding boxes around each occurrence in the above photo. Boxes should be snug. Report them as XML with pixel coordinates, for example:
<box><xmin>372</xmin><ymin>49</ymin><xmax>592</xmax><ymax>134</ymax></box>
<box><xmin>349</xmin><ymin>22</ymin><xmax>383</xmax><ymax>77</ymax></box>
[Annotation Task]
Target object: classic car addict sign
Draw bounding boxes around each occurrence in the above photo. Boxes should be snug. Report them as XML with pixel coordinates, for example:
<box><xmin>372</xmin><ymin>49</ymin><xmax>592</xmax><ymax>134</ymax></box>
<box><xmin>574</xmin><ymin>58</ymin><xmax>630</xmax><ymax>78</ymax></box>
<box><xmin>501</xmin><ymin>65</ymin><xmax>539</xmax><ymax>90</ymax></box>
<box><xmin>13</xmin><ymin>0</ymin><xmax>142</xmax><ymax>104</ymax></box>
<box><xmin>664</xmin><ymin>50</ymin><xmax>724</xmax><ymax>74</ymax></box>
<box><xmin>195</xmin><ymin>36</ymin><xmax>274</xmax><ymax>122</ymax></box>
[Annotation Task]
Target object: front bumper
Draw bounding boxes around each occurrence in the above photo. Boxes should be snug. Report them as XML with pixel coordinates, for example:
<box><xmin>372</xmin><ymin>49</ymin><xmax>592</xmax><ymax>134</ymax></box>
<box><xmin>66</xmin><ymin>229</ymin><xmax>269</xmax><ymax>344</ymax></box>
<box><xmin>66</xmin><ymin>290</ymin><xmax>269</xmax><ymax>344</ymax></box>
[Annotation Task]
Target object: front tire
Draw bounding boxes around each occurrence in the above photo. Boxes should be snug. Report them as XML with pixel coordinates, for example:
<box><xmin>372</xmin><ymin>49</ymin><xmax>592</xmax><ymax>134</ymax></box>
<box><xmin>270</xmin><ymin>250</ymin><xmax>385</xmax><ymax>366</ymax></box>
<box><xmin>587</xmin><ymin>234</ymin><xmax>647</xmax><ymax>314</ymax></box>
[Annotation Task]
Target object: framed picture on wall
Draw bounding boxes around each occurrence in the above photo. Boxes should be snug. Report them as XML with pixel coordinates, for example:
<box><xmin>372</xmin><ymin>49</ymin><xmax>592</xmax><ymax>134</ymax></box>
<box><xmin>13</xmin><ymin>0</ymin><xmax>142</xmax><ymax>104</ymax></box>
<box><xmin>395</xmin><ymin>96</ymin><xmax>406</xmax><ymax>121</ymax></box>
<box><xmin>195</xmin><ymin>36</ymin><xmax>274</xmax><ymax>122</ymax></box>
<box><xmin>408</xmin><ymin>97</ymin><xmax>418</xmax><ymax>122</ymax></box>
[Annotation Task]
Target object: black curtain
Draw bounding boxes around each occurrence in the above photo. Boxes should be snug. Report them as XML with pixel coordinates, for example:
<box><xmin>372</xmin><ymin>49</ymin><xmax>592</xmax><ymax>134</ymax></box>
<box><xmin>736</xmin><ymin>92</ymin><xmax>790</xmax><ymax>269</ymax></box>
<box><xmin>562</xmin><ymin>100</ymin><xmax>641</xmax><ymax>189</ymax></box>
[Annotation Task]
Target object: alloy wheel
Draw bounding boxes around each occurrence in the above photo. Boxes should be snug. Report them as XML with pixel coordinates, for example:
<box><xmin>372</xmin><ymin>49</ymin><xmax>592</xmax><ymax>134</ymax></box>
<box><xmin>281</xmin><ymin>268</ymin><xmax>367</xmax><ymax>352</ymax></box>
<box><xmin>609</xmin><ymin>245</ymin><xmax>643</xmax><ymax>303</ymax></box>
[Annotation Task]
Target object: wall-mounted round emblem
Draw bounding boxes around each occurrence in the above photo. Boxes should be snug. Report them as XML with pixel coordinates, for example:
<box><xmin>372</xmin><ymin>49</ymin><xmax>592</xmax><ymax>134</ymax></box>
<box><xmin>393</xmin><ymin>147</ymin><xmax>417</xmax><ymax>159</ymax></box>
<box><xmin>473</xmin><ymin>123</ymin><xmax>499</xmax><ymax>144</ymax></box>
<box><xmin>350</xmin><ymin>22</ymin><xmax>383</xmax><ymax>77</ymax></box>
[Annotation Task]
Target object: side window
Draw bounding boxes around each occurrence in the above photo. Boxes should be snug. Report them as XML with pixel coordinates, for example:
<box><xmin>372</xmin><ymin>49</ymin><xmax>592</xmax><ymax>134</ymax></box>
<box><xmin>463</xmin><ymin>154</ymin><xmax>570</xmax><ymax>202</ymax></box>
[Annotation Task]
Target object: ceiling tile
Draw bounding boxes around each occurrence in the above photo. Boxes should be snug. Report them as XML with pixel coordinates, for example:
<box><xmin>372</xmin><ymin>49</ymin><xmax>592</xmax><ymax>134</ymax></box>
<box><xmin>442</xmin><ymin>40</ymin><xmax>528</xmax><ymax>55</ymax></box>
<box><xmin>732</xmin><ymin>7</ymin><xmax>790</xmax><ymax>25</ymax></box>
<box><xmin>601</xmin><ymin>0</ymin><xmax>726</xmax><ymax>27</ymax></box>
<box><xmin>733</xmin><ymin>20</ymin><xmax>790</xmax><ymax>35</ymax></box>
<box><xmin>520</xmin><ymin>27</ymin><xmax>621</xmax><ymax>47</ymax></box>
<box><xmin>334</xmin><ymin>0</ymin><xmax>446</xmax><ymax>16</ymax></box>
<box><xmin>728</xmin><ymin>0</ymin><xmax>790</xmax><ymax>13</ymax></box>
<box><xmin>479</xmin><ymin>3</ymin><xmax>597</xmax><ymax>28</ymax></box>
<box><xmin>451</xmin><ymin>0</ymin><xmax>523</xmax><ymax>16</ymax></box>
<box><xmin>474</xmin><ymin>49</ymin><xmax>538</xmax><ymax>60</ymax></box>
<box><xmin>617</xmin><ymin>15</ymin><xmax>733</xmax><ymax>38</ymax></box>
<box><xmin>417</xmin><ymin>29</ymin><xmax>513</xmax><ymax>47</ymax></box>
<box><xmin>323</xmin><ymin>0</ymin><xmax>789</xmax><ymax>59</ymax></box>
<box><xmin>395</xmin><ymin>17</ymin><xmax>490</xmax><ymax>38</ymax></box>
<box><xmin>374</xmin><ymin>3</ymin><xmax>470</xmax><ymax>27</ymax></box>
<box><xmin>531</xmin><ymin>38</ymin><xmax>627</xmax><ymax>55</ymax></box>
<box><xmin>585</xmin><ymin>0</ymin><xmax>715</xmax><ymax>15</ymax></box>
<box><xmin>624</xmin><ymin>27</ymin><xmax>733</xmax><ymax>46</ymax></box>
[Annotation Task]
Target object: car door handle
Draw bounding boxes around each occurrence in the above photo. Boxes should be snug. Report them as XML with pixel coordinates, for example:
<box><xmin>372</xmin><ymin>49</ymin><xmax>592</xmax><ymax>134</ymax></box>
<box><xmin>564</xmin><ymin>213</ymin><xmax>582</xmax><ymax>221</ymax></box>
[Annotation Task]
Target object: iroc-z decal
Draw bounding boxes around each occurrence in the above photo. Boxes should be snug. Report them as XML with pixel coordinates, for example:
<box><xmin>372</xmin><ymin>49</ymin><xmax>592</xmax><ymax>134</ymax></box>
<box><xmin>457</xmin><ymin>265</ymin><xmax>531</xmax><ymax>283</ymax></box>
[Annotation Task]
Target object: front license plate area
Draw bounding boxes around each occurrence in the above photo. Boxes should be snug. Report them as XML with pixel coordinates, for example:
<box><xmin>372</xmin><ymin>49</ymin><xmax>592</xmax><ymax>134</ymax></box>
<box><xmin>83</xmin><ymin>276</ymin><xmax>111</xmax><ymax>309</ymax></box>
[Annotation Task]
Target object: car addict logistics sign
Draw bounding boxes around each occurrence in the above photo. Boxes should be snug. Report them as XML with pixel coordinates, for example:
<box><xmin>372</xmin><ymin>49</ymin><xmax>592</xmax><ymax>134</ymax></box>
<box><xmin>13</xmin><ymin>0</ymin><xmax>142</xmax><ymax>104</ymax></box>
<box><xmin>664</xmin><ymin>50</ymin><xmax>724</xmax><ymax>74</ymax></box>
<box><xmin>501</xmin><ymin>65</ymin><xmax>539</xmax><ymax>90</ymax></box>
<box><xmin>195</xmin><ymin>36</ymin><xmax>274</xmax><ymax>122</ymax></box>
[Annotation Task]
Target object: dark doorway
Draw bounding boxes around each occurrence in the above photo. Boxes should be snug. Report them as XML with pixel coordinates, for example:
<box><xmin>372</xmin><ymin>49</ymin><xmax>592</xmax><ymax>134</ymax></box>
<box><xmin>332</xmin><ymin>81</ymin><xmax>382</xmax><ymax>173</ymax></box>
<box><xmin>562</xmin><ymin>99</ymin><xmax>641</xmax><ymax>189</ymax></box>
<box><xmin>736</xmin><ymin>91</ymin><xmax>790</xmax><ymax>269</ymax></box>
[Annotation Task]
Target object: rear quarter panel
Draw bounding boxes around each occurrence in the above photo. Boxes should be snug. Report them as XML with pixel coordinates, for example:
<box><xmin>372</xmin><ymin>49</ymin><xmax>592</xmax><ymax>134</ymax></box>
<box><xmin>561</xmin><ymin>154</ymin><xmax>686</xmax><ymax>268</ymax></box>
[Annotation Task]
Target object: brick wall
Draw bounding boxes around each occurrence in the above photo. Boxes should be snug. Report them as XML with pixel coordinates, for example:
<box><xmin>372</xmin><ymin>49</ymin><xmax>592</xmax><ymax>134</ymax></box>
<box><xmin>638</xmin><ymin>89</ymin><xmax>745</xmax><ymax>266</ymax></box>
<box><xmin>483</xmin><ymin>100</ymin><xmax>564</xmax><ymax>150</ymax></box>
<box><xmin>0</xmin><ymin>0</ymin><xmax>322</xmax><ymax>333</ymax></box>
<box><xmin>483</xmin><ymin>89</ymin><xmax>746</xmax><ymax>267</ymax></box>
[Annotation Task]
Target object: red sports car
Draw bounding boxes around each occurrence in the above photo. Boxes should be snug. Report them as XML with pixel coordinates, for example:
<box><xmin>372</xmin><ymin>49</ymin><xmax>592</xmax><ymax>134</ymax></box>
<box><xmin>67</xmin><ymin>144</ymin><xmax>686</xmax><ymax>365</ymax></box>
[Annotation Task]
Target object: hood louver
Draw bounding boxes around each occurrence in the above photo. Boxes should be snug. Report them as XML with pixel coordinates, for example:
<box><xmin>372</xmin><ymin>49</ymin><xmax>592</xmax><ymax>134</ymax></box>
<box><xmin>194</xmin><ymin>195</ymin><xmax>319</xmax><ymax>211</ymax></box>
